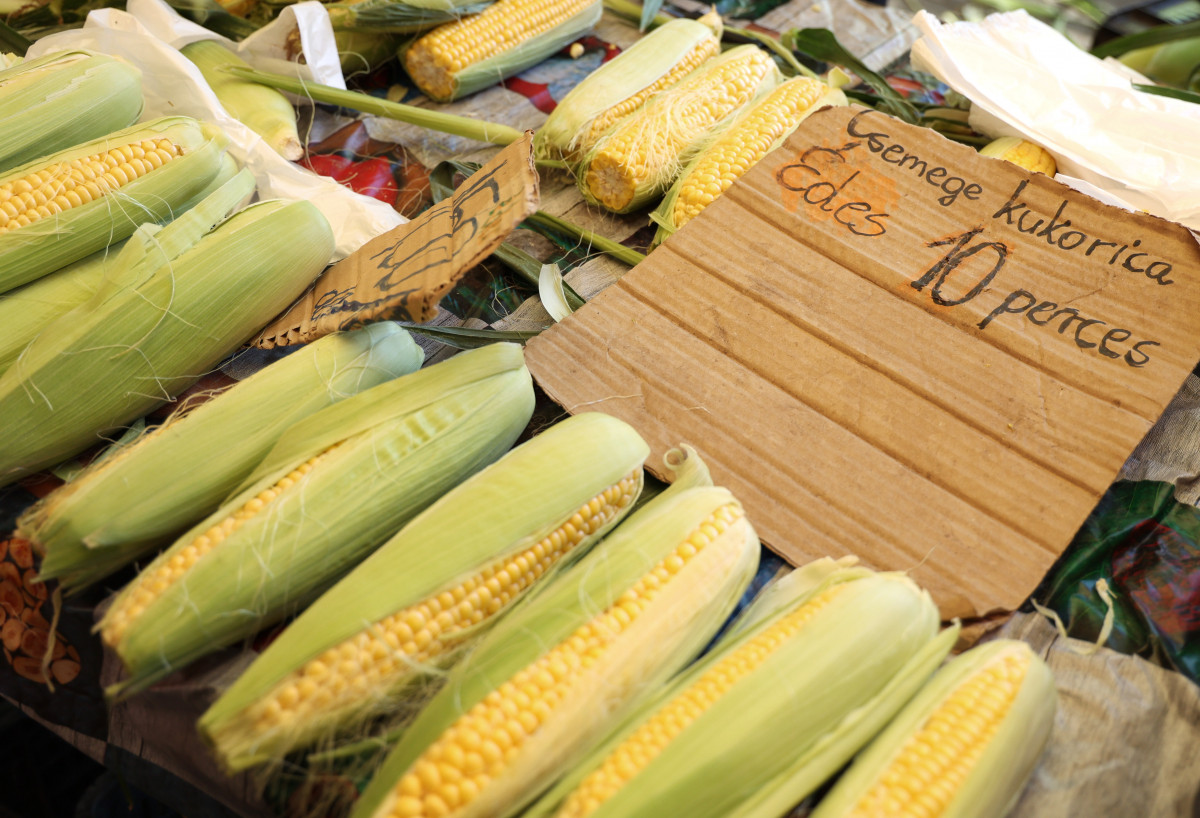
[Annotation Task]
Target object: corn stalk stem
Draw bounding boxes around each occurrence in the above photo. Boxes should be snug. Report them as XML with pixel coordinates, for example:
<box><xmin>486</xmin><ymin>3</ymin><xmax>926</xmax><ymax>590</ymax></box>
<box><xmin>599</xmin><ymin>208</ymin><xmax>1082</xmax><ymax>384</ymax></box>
<box><xmin>527</xmin><ymin>211</ymin><xmax>646</xmax><ymax>267</ymax></box>
<box><xmin>222</xmin><ymin>66</ymin><xmax>524</xmax><ymax>146</ymax></box>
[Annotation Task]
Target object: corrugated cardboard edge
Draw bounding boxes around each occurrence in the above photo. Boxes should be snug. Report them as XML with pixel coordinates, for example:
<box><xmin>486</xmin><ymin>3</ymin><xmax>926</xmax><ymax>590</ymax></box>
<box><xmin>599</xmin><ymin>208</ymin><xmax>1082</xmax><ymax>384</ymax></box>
<box><xmin>253</xmin><ymin>133</ymin><xmax>539</xmax><ymax>349</ymax></box>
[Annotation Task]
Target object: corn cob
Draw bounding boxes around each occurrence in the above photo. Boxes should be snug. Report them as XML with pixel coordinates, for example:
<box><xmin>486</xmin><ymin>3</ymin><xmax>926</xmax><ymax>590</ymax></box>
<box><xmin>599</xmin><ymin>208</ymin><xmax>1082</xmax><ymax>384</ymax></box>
<box><xmin>403</xmin><ymin>0</ymin><xmax>603</xmax><ymax>102</ymax></box>
<box><xmin>0</xmin><ymin>151</ymin><xmax>240</xmax><ymax>377</ymax></box>
<box><xmin>325</xmin><ymin>0</ymin><xmax>489</xmax><ymax>34</ymax></box>
<box><xmin>100</xmin><ymin>343</ymin><xmax>535</xmax><ymax>699</ymax></box>
<box><xmin>978</xmin><ymin>137</ymin><xmax>1056</xmax><ymax>176</ymax></box>
<box><xmin>652</xmin><ymin>77</ymin><xmax>845</xmax><ymax>244</ymax></box>
<box><xmin>579</xmin><ymin>45</ymin><xmax>781</xmax><ymax>214</ymax></box>
<box><xmin>182</xmin><ymin>40</ymin><xmax>303</xmax><ymax>161</ymax></box>
<box><xmin>809</xmin><ymin>640</ymin><xmax>1056</xmax><ymax>818</ymax></box>
<box><xmin>0</xmin><ymin>115</ymin><xmax>230</xmax><ymax>295</ymax></box>
<box><xmin>535</xmin><ymin>17</ymin><xmax>721</xmax><ymax>160</ymax></box>
<box><xmin>199</xmin><ymin>412</ymin><xmax>650</xmax><ymax>771</ymax></box>
<box><xmin>0</xmin><ymin>169</ymin><xmax>332</xmax><ymax>489</ymax></box>
<box><xmin>0</xmin><ymin>50</ymin><xmax>143</xmax><ymax>173</ymax></box>
<box><xmin>524</xmin><ymin>561</ymin><xmax>949</xmax><ymax>818</ymax></box>
<box><xmin>23</xmin><ymin>323</ymin><xmax>424</xmax><ymax>593</ymax></box>
<box><xmin>349</xmin><ymin>477</ymin><xmax>759</xmax><ymax>818</ymax></box>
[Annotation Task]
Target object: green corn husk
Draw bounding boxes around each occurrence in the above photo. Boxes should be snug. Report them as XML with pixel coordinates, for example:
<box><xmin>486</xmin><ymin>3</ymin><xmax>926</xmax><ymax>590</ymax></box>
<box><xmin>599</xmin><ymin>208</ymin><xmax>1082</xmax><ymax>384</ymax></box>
<box><xmin>0</xmin><ymin>49</ymin><xmax>143</xmax><ymax>173</ymax></box>
<box><xmin>336</xmin><ymin>29</ymin><xmax>404</xmax><ymax>76</ymax></box>
<box><xmin>0</xmin><ymin>169</ymin><xmax>333</xmax><ymax>489</ymax></box>
<box><xmin>181</xmin><ymin>40</ymin><xmax>303</xmax><ymax>161</ymax></box>
<box><xmin>0</xmin><ymin>152</ymin><xmax>241</xmax><ymax>377</ymax></box>
<box><xmin>349</xmin><ymin>460</ymin><xmax>759</xmax><ymax>818</ymax></box>
<box><xmin>534</xmin><ymin>17</ymin><xmax>721</xmax><ymax>160</ymax></box>
<box><xmin>809</xmin><ymin>639</ymin><xmax>1056</xmax><ymax>818</ymax></box>
<box><xmin>0</xmin><ymin>115</ymin><xmax>231</xmax><ymax>295</ymax></box>
<box><xmin>23</xmin><ymin>323</ymin><xmax>424</xmax><ymax>593</ymax></box>
<box><xmin>325</xmin><ymin>0</ymin><xmax>489</xmax><ymax>33</ymax></box>
<box><xmin>578</xmin><ymin>45</ymin><xmax>782</xmax><ymax>215</ymax></box>
<box><xmin>198</xmin><ymin>411</ymin><xmax>651</xmax><ymax>772</ymax></box>
<box><xmin>525</xmin><ymin>560</ymin><xmax>951</xmax><ymax>818</ymax></box>
<box><xmin>100</xmin><ymin>342</ymin><xmax>536</xmax><ymax>699</ymax></box>
<box><xmin>402</xmin><ymin>0</ymin><xmax>603</xmax><ymax>102</ymax></box>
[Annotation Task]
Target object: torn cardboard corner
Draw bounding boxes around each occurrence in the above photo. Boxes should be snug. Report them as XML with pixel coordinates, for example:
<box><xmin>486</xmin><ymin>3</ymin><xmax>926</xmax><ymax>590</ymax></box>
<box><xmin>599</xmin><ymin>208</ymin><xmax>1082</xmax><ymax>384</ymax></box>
<box><xmin>255</xmin><ymin>133</ymin><xmax>540</xmax><ymax>349</ymax></box>
<box><xmin>525</xmin><ymin>105</ymin><xmax>1200</xmax><ymax>621</ymax></box>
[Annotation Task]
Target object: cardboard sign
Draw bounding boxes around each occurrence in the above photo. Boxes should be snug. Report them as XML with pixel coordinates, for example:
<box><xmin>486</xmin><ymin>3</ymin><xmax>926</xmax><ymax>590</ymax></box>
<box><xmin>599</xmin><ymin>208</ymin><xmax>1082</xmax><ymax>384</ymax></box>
<box><xmin>525</xmin><ymin>106</ymin><xmax>1200</xmax><ymax>619</ymax></box>
<box><xmin>255</xmin><ymin>133</ymin><xmax>539</xmax><ymax>348</ymax></box>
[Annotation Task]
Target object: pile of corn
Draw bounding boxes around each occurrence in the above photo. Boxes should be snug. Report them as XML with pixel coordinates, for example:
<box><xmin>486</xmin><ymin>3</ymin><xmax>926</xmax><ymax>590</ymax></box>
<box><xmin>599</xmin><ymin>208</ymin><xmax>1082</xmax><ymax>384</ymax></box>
<box><xmin>0</xmin><ymin>40</ymin><xmax>1060</xmax><ymax>818</ymax></box>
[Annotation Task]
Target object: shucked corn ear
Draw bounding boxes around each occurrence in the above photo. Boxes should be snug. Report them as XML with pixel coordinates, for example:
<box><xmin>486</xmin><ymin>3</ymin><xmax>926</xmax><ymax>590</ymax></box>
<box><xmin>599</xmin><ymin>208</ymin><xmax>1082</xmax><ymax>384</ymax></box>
<box><xmin>0</xmin><ymin>50</ymin><xmax>143</xmax><ymax>173</ymax></box>
<box><xmin>100</xmin><ymin>343</ymin><xmax>535</xmax><ymax>699</ymax></box>
<box><xmin>23</xmin><ymin>323</ymin><xmax>423</xmax><ymax>593</ymax></box>
<box><xmin>580</xmin><ymin>45</ymin><xmax>782</xmax><ymax>214</ymax></box>
<box><xmin>199</xmin><ymin>412</ymin><xmax>650</xmax><ymax>771</ymax></box>
<box><xmin>979</xmin><ymin>137</ymin><xmax>1057</xmax><ymax>177</ymax></box>
<box><xmin>525</xmin><ymin>560</ymin><xmax>950</xmax><ymax>818</ymax></box>
<box><xmin>0</xmin><ymin>115</ymin><xmax>230</xmax><ymax>294</ymax></box>
<box><xmin>325</xmin><ymin>0</ymin><xmax>489</xmax><ymax>34</ymax></box>
<box><xmin>652</xmin><ymin>77</ymin><xmax>846</xmax><ymax>244</ymax></box>
<box><xmin>182</xmin><ymin>40</ymin><xmax>303</xmax><ymax>161</ymax></box>
<box><xmin>403</xmin><ymin>0</ymin><xmax>602</xmax><ymax>102</ymax></box>
<box><xmin>810</xmin><ymin>640</ymin><xmax>1056</xmax><ymax>818</ymax></box>
<box><xmin>535</xmin><ymin>17</ymin><xmax>721</xmax><ymax>160</ymax></box>
<box><xmin>349</xmin><ymin>457</ymin><xmax>759</xmax><ymax>818</ymax></box>
<box><xmin>0</xmin><ymin>152</ymin><xmax>240</xmax><ymax>376</ymax></box>
<box><xmin>0</xmin><ymin>169</ymin><xmax>333</xmax><ymax>489</ymax></box>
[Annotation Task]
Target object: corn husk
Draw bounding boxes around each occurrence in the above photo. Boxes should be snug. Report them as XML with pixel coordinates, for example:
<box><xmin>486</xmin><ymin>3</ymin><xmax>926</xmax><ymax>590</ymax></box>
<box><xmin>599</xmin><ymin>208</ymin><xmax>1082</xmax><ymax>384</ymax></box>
<box><xmin>0</xmin><ymin>169</ymin><xmax>333</xmax><ymax>488</ymax></box>
<box><xmin>534</xmin><ymin>17</ymin><xmax>721</xmax><ymax>160</ymax></box>
<box><xmin>0</xmin><ymin>49</ymin><xmax>143</xmax><ymax>173</ymax></box>
<box><xmin>199</xmin><ymin>411</ymin><xmax>650</xmax><ymax>771</ymax></box>
<box><xmin>0</xmin><ymin>115</ymin><xmax>231</xmax><ymax>295</ymax></box>
<box><xmin>100</xmin><ymin>342</ymin><xmax>536</xmax><ymax>699</ymax></box>
<box><xmin>350</xmin><ymin>466</ymin><xmax>759</xmax><ymax>818</ymax></box>
<box><xmin>809</xmin><ymin>639</ymin><xmax>1057</xmax><ymax>818</ymax></box>
<box><xmin>0</xmin><ymin>151</ymin><xmax>241</xmax><ymax>376</ymax></box>
<box><xmin>23</xmin><ymin>322</ymin><xmax>423</xmax><ymax>593</ymax></box>
<box><xmin>325</xmin><ymin>0</ymin><xmax>489</xmax><ymax>33</ymax></box>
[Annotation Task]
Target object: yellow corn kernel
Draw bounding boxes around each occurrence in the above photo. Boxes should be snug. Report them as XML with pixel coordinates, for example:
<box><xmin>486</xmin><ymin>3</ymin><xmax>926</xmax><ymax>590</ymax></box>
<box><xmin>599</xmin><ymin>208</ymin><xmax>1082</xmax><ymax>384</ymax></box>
<box><xmin>405</xmin><ymin>0</ymin><xmax>599</xmax><ymax>101</ymax></box>
<box><xmin>100</xmin><ymin>448</ymin><xmax>334</xmax><ymax>648</ymax></box>
<box><xmin>560</xmin><ymin>582</ymin><xmax>848</xmax><ymax>817</ymax></box>
<box><xmin>580</xmin><ymin>37</ymin><xmax>720</xmax><ymax>150</ymax></box>
<box><xmin>671</xmin><ymin>78</ymin><xmax>829</xmax><ymax>229</ymax></box>
<box><xmin>242</xmin><ymin>469</ymin><xmax>642</xmax><ymax>735</ymax></box>
<box><xmin>979</xmin><ymin>136</ymin><xmax>1056</xmax><ymax>176</ymax></box>
<box><xmin>845</xmin><ymin>652</ymin><xmax>1029</xmax><ymax>818</ymax></box>
<box><xmin>0</xmin><ymin>139</ymin><xmax>181</xmax><ymax>235</ymax></box>
<box><xmin>583</xmin><ymin>46</ymin><xmax>779</xmax><ymax>213</ymax></box>
<box><xmin>380</xmin><ymin>503</ymin><xmax>745</xmax><ymax>818</ymax></box>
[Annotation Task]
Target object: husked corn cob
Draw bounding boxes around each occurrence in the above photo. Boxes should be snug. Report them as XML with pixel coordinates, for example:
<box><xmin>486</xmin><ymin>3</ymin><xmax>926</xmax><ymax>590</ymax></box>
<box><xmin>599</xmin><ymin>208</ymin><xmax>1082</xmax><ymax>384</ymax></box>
<box><xmin>580</xmin><ymin>45</ymin><xmax>781</xmax><ymax>214</ymax></box>
<box><xmin>404</xmin><ymin>0</ymin><xmax>602</xmax><ymax>102</ymax></box>
<box><xmin>199</xmin><ymin>412</ymin><xmax>650</xmax><ymax>771</ymax></box>
<box><xmin>979</xmin><ymin>137</ymin><xmax>1057</xmax><ymax>176</ymax></box>
<box><xmin>0</xmin><ymin>169</ymin><xmax>333</xmax><ymax>489</ymax></box>
<box><xmin>182</xmin><ymin>40</ymin><xmax>303</xmax><ymax>161</ymax></box>
<box><xmin>525</xmin><ymin>560</ymin><xmax>950</xmax><ymax>818</ymax></box>
<box><xmin>535</xmin><ymin>17</ymin><xmax>721</xmax><ymax>160</ymax></box>
<box><xmin>0</xmin><ymin>152</ymin><xmax>240</xmax><ymax>376</ymax></box>
<box><xmin>810</xmin><ymin>640</ymin><xmax>1056</xmax><ymax>818</ymax></box>
<box><xmin>100</xmin><ymin>343</ymin><xmax>535</xmax><ymax>699</ymax></box>
<box><xmin>0</xmin><ymin>50</ymin><xmax>143</xmax><ymax>173</ymax></box>
<box><xmin>350</xmin><ymin>471</ymin><xmax>759</xmax><ymax>818</ymax></box>
<box><xmin>653</xmin><ymin>77</ymin><xmax>846</xmax><ymax>243</ymax></box>
<box><xmin>325</xmin><ymin>0</ymin><xmax>489</xmax><ymax>33</ymax></box>
<box><xmin>23</xmin><ymin>323</ymin><xmax>423</xmax><ymax>593</ymax></box>
<box><xmin>0</xmin><ymin>116</ymin><xmax>230</xmax><ymax>295</ymax></box>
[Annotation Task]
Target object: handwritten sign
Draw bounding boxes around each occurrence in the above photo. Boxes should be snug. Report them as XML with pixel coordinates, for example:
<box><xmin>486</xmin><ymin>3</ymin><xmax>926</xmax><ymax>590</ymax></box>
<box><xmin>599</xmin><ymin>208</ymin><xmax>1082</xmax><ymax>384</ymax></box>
<box><xmin>525</xmin><ymin>106</ymin><xmax>1200</xmax><ymax>620</ymax></box>
<box><xmin>255</xmin><ymin>133</ymin><xmax>539</xmax><ymax>348</ymax></box>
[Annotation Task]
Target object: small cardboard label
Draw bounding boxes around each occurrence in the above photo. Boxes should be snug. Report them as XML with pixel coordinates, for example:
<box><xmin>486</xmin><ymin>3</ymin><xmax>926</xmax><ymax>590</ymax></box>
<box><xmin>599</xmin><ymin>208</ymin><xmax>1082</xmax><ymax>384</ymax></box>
<box><xmin>525</xmin><ymin>106</ymin><xmax>1200</xmax><ymax>619</ymax></box>
<box><xmin>255</xmin><ymin>133</ymin><xmax>540</xmax><ymax>349</ymax></box>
